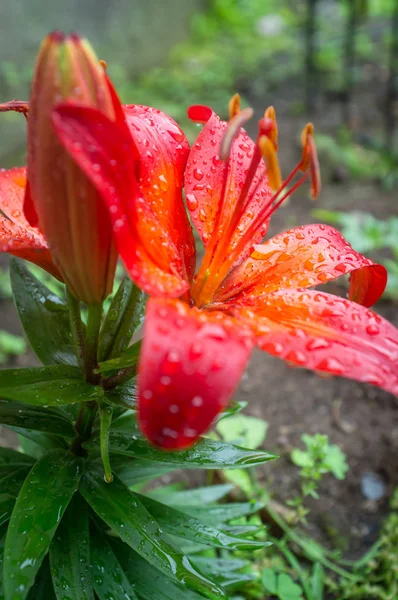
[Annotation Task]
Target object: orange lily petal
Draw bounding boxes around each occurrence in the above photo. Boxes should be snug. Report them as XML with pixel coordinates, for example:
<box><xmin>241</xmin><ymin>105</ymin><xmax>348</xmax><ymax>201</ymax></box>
<box><xmin>186</xmin><ymin>105</ymin><xmax>271</xmax><ymax>263</ymax></box>
<box><xmin>53</xmin><ymin>104</ymin><xmax>190</xmax><ymax>298</ymax></box>
<box><xmin>124</xmin><ymin>105</ymin><xmax>196</xmax><ymax>282</ymax></box>
<box><xmin>215</xmin><ymin>224</ymin><xmax>387</xmax><ymax>307</ymax></box>
<box><xmin>138</xmin><ymin>297</ymin><xmax>254</xmax><ymax>449</ymax></box>
<box><xmin>0</xmin><ymin>167</ymin><xmax>60</xmax><ymax>279</ymax></box>
<box><xmin>232</xmin><ymin>289</ymin><xmax>398</xmax><ymax>397</ymax></box>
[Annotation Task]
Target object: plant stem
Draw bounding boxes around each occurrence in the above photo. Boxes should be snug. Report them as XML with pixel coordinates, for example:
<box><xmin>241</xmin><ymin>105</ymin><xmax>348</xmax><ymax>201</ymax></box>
<box><xmin>66</xmin><ymin>289</ymin><xmax>86</xmax><ymax>376</ymax></box>
<box><xmin>85</xmin><ymin>303</ymin><xmax>103</xmax><ymax>383</ymax></box>
<box><xmin>99</xmin><ymin>403</ymin><xmax>113</xmax><ymax>482</ymax></box>
<box><xmin>70</xmin><ymin>401</ymin><xmax>98</xmax><ymax>456</ymax></box>
<box><xmin>102</xmin><ymin>365</ymin><xmax>137</xmax><ymax>390</ymax></box>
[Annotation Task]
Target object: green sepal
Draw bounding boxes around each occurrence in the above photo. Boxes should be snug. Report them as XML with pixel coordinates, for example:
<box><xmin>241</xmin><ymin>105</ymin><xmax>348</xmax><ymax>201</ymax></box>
<box><xmin>0</xmin><ymin>365</ymin><xmax>103</xmax><ymax>406</ymax></box>
<box><xmin>10</xmin><ymin>258</ymin><xmax>77</xmax><ymax>367</ymax></box>
<box><xmin>80</xmin><ymin>471</ymin><xmax>228</xmax><ymax>600</ymax></box>
<box><xmin>98</xmin><ymin>277</ymin><xmax>145</xmax><ymax>362</ymax></box>
<box><xmin>3</xmin><ymin>450</ymin><xmax>83</xmax><ymax>600</ymax></box>
<box><xmin>49</xmin><ymin>494</ymin><xmax>94</xmax><ymax>600</ymax></box>
<box><xmin>0</xmin><ymin>400</ymin><xmax>75</xmax><ymax>438</ymax></box>
<box><xmin>90</xmin><ymin>526</ymin><xmax>139</xmax><ymax>600</ymax></box>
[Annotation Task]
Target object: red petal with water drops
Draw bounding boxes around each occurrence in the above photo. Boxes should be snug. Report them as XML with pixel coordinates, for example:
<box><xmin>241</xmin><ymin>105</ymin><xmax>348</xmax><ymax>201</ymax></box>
<box><xmin>124</xmin><ymin>105</ymin><xmax>195</xmax><ymax>282</ymax></box>
<box><xmin>138</xmin><ymin>297</ymin><xmax>254</xmax><ymax>449</ymax></box>
<box><xmin>186</xmin><ymin>106</ymin><xmax>271</xmax><ymax>263</ymax></box>
<box><xmin>215</xmin><ymin>224</ymin><xmax>387</xmax><ymax>307</ymax></box>
<box><xmin>0</xmin><ymin>167</ymin><xmax>60</xmax><ymax>278</ymax></box>
<box><xmin>232</xmin><ymin>289</ymin><xmax>398</xmax><ymax>397</ymax></box>
<box><xmin>53</xmin><ymin>103</ymin><xmax>189</xmax><ymax>298</ymax></box>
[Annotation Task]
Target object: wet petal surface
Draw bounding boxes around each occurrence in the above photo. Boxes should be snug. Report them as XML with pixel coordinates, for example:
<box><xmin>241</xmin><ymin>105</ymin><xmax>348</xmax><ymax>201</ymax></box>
<box><xmin>232</xmin><ymin>289</ymin><xmax>398</xmax><ymax>397</ymax></box>
<box><xmin>138</xmin><ymin>297</ymin><xmax>254</xmax><ymax>449</ymax></box>
<box><xmin>216</xmin><ymin>224</ymin><xmax>386</xmax><ymax>307</ymax></box>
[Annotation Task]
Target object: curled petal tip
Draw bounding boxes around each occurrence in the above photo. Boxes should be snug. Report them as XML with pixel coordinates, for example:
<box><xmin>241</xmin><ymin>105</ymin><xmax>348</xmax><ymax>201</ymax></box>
<box><xmin>187</xmin><ymin>104</ymin><xmax>213</xmax><ymax>124</ymax></box>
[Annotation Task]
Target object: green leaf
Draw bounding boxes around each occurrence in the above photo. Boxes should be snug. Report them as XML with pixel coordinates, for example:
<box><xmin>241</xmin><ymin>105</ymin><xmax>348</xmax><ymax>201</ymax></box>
<box><xmin>0</xmin><ymin>365</ymin><xmax>103</xmax><ymax>406</ymax></box>
<box><xmin>111</xmin><ymin>539</ymin><xmax>204</xmax><ymax>600</ymax></box>
<box><xmin>102</xmin><ymin>433</ymin><xmax>277</xmax><ymax>469</ymax></box>
<box><xmin>80</xmin><ymin>471</ymin><xmax>227</xmax><ymax>600</ymax></box>
<box><xmin>0</xmin><ymin>447</ymin><xmax>35</xmax><ymax>471</ymax></box>
<box><xmin>0</xmin><ymin>401</ymin><xmax>75</xmax><ymax>438</ymax></box>
<box><xmin>14</xmin><ymin>430</ymin><xmax>67</xmax><ymax>460</ymax></box>
<box><xmin>261</xmin><ymin>568</ymin><xmax>277</xmax><ymax>594</ymax></box>
<box><xmin>49</xmin><ymin>494</ymin><xmax>94</xmax><ymax>600</ymax></box>
<box><xmin>98</xmin><ymin>277</ymin><xmax>145</xmax><ymax>362</ymax></box>
<box><xmin>0</xmin><ymin>330</ymin><xmax>26</xmax><ymax>364</ymax></box>
<box><xmin>149</xmin><ymin>484</ymin><xmax>234</xmax><ymax>506</ymax></box>
<box><xmin>27</xmin><ymin>557</ymin><xmax>56</xmax><ymax>600</ymax></box>
<box><xmin>179</xmin><ymin>502</ymin><xmax>264</xmax><ymax>526</ymax></box>
<box><xmin>96</xmin><ymin>340</ymin><xmax>141</xmax><ymax>374</ymax></box>
<box><xmin>311</xmin><ymin>563</ymin><xmax>324</xmax><ymax>600</ymax></box>
<box><xmin>3</xmin><ymin>450</ymin><xmax>83</xmax><ymax>600</ymax></box>
<box><xmin>105</xmin><ymin>379</ymin><xmax>137</xmax><ymax>409</ymax></box>
<box><xmin>216</xmin><ymin>401</ymin><xmax>247</xmax><ymax>422</ymax></box>
<box><xmin>277</xmin><ymin>573</ymin><xmax>304</xmax><ymax>600</ymax></box>
<box><xmin>0</xmin><ymin>524</ymin><xmax>6</xmax><ymax>599</ymax></box>
<box><xmin>193</xmin><ymin>557</ymin><xmax>255</xmax><ymax>591</ymax></box>
<box><xmin>217</xmin><ymin>415</ymin><xmax>268</xmax><ymax>449</ymax></box>
<box><xmin>0</xmin><ymin>468</ymin><xmax>32</xmax><ymax>527</ymax></box>
<box><xmin>110</xmin><ymin>456</ymin><xmax>172</xmax><ymax>487</ymax></box>
<box><xmin>136</xmin><ymin>494</ymin><xmax>267</xmax><ymax>550</ymax></box>
<box><xmin>90</xmin><ymin>527</ymin><xmax>139</xmax><ymax>600</ymax></box>
<box><xmin>10</xmin><ymin>257</ymin><xmax>77</xmax><ymax>367</ymax></box>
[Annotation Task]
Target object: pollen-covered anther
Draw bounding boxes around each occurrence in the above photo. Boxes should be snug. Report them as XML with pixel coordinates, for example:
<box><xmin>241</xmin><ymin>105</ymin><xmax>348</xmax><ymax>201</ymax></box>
<box><xmin>300</xmin><ymin>123</ymin><xmax>321</xmax><ymax>199</ymax></box>
<box><xmin>220</xmin><ymin>106</ymin><xmax>254</xmax><ymax>161</ymax></box>
<box><xmin>99</xmin><ymin>59</ymin><xmax>107</xmax><ymax>72</ymax></box>
<box><xmin>228</xmin><ymin>93</ymin><xmax>241</xmax><ymax>120</ymax></box>
<box><xmin>263</xmin><ymin>106</ymin><xmax>278</xmax><ymax>148</ymax></box>
<box><xmin>258</xmin><ymin>134</ymin><xmax>282</xmax><ymax>191</ymax></box>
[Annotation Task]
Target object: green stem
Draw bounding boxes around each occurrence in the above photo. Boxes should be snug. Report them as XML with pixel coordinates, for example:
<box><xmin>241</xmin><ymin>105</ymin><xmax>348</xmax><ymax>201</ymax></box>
<box><xmin>99</xmin><ymin>403</ymin><xmax>113</xmax><ymax>483</ymax></box>
<box><xmin>102</xmin><ymin>365</ymin><xmax>137</xmax><ymax>391</ymax></box>
<box><xmin>85</xmin><ymin>303</ymin><xmax>103</xmax><ymax>383</ymax></box>
<box><xmin>70</xmin><ymin>401</ymin><xmax>98</xmax><ymax>456</ymax></box>
<box><xmin>66</xmin><ymin>289</ymin><xmax>86</xmax><ymax>376</ymax></box>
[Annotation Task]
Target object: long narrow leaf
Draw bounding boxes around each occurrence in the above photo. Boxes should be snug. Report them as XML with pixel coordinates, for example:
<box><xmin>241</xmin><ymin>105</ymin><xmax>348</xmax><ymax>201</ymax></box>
<box><xmin>49</xmin><ymin>494</ymin><xmax>94</xmax><ymax>600</ymax></box>
<box><xmin>80</xmin><ymin>471</ymin><xmax>227</xmax><ymax>600</ymax></box>
<box><xmin>3</xmin><ymin>450</ymin><xmax>83</xmax><ymax>600</ymax></box>
<box><xmin>137</xmin><ymin>494</ymin><xmax>267</xmax><ymax>550</ymax></box>
<box><xmin>10</xmin><ymin>257</ymin><xmax>76</xmax><ymax>367</ymax></box>
<box><xmin>0</xmin><ymin>401</ymin><xmax>75</xmax><ymax>437</ymax></box>
<box><xmin>90</xmin><ymin>527</ymin><xmax>139</xmax><ymax>600</ymax></box>
<box><xmin>0</xmin><ymin>365</ymin><xmax>103</xmax><ymax>406</ymax></box>
<box><xmin>102</xmin><ymin>433</ymin><xmax>276</xmax><ymax>469</ymax></box>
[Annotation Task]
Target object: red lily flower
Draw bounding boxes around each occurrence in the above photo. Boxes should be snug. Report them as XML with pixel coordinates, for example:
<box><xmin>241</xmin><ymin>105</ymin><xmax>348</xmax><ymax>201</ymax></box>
<box><xmin>0</xmin><ymin>37</ymin><xmax>190</xmax><ymax>301</ymax></box>
<box><xmin>0</xmin><ymin>166</ymin><xmax>60</xmax><ymax>279</ymax></box>
<box><xmin>53</xmin><ymin>96</ymin><xmax>398</xmax><ymax>450</ymax></box>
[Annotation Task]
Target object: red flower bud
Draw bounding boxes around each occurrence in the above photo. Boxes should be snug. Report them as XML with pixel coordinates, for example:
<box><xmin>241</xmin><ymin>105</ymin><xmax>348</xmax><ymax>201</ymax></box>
<box><xmin>27</xmin><ymin>31</ymin><xmax>118</xmax><ymax>304</ymax></box>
